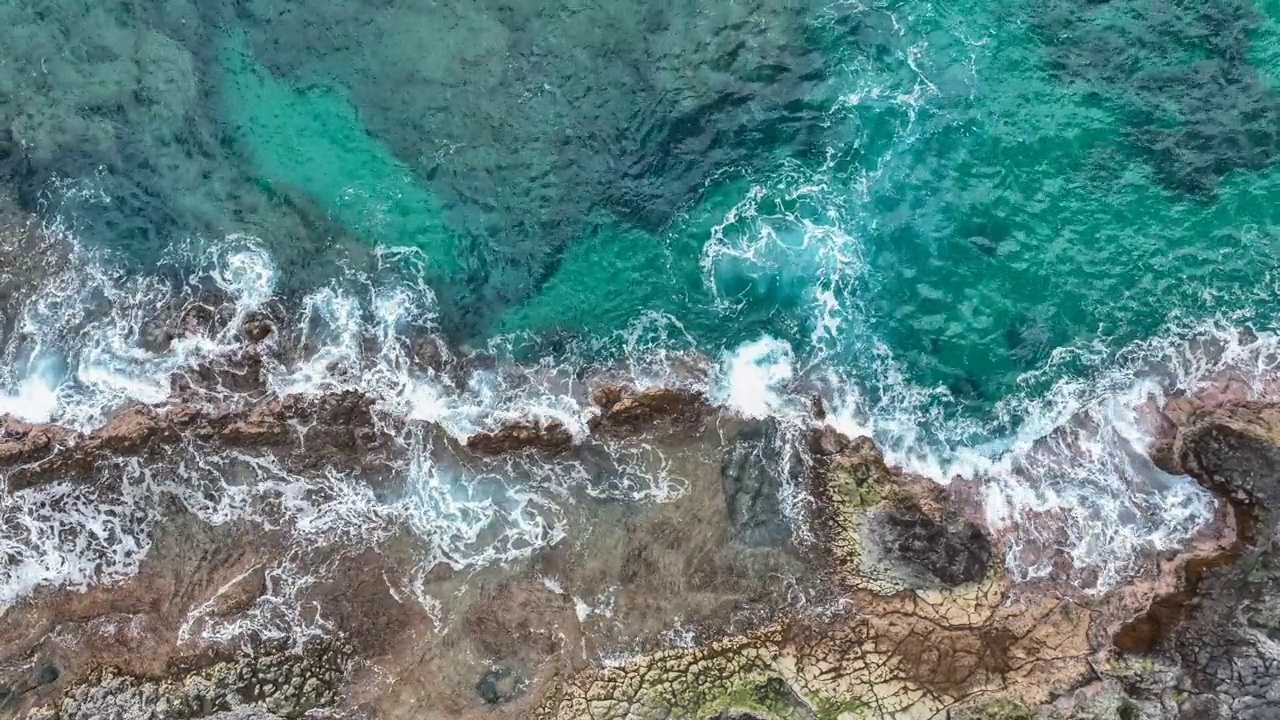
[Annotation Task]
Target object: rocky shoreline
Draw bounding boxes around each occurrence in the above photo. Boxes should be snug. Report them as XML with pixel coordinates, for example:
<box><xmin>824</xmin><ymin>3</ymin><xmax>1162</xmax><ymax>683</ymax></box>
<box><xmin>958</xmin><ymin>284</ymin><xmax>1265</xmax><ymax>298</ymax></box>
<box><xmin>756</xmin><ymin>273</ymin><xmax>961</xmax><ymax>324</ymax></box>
<box><xmin>0</xmin><ymin>353</ymin><xmax>1276</xmax><ymax>720</ymax></box>
<box><xmin>0</xmin><ymin>216</ymin><xmax>1274</xmax><ymax>718</ymax></box>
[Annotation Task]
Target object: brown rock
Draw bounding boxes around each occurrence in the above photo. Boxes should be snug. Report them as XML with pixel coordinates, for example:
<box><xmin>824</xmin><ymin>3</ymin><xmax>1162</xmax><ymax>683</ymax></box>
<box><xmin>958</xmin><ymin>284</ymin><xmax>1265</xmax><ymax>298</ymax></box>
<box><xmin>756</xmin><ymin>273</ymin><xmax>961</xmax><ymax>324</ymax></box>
<box><xmin>589</xmin><ymin>385</ymin><xmax>709</xmax><ymax>434</ymax></box>
<box><xmin>463</xmin><ymin>578</ymin><xmax>576</xmax><ymax>663</ymax></box>
<box><xmin>467</xmin><ymin>419</ymin><xmax>574</xmax><ymax>456</ymax></box>
<box><xmin>1161</xmin><ymin>394</ymin><xmax>1202</xmax><ymax>428</ymax></box>
<box><xmin>807</xmin><ymin>425</ymin><xmax>851</xmax><ymax>456</ymax></box>
<box><xmin>1197</xmin><ymin>367</ymin><xmax>1252</xmax><ymax>408</ymax></box>
<box><xmin>0</xmin><ymin>416</ymin><xmax>65</xmax><ymax>464</ymax></box>
<box><xmin>179</xmin><ymin>303</ymin><xmax>216</xmax><ymax>338</ymax></box>
<box><xmin>1148</xmin><ymin>394</ymin><xmax>1204</xmax><ymax>473</ymax></box>
<box><xmin>1</xmin><ymin>391</ymin><xmax>389</xmax><ymax>490</ymax></box>
<box><xmin>241</xmin><ymin>314</ymin><xmax>275</xmax><ymax>343</ymax></box>
<box><xmin>97</xmin><ymin>405</ymin><xmax>174</xmax><ymax>452</ymax></box>
<box><xmin>208</xmin><ymin>565</ymin><xmax>267</xmax><ymax>618</ymax></box>
<box><xmin>412</xmin><ymin>334</ymin><xmax>452</xmax><ymax>373</ymax></box>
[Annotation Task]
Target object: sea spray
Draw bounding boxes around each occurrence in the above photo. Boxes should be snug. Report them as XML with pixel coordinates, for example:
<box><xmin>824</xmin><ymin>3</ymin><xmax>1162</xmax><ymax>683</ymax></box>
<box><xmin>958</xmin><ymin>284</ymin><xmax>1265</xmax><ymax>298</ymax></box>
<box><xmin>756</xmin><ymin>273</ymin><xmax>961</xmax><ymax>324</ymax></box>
<box><xmin>0</xmin><ymin>217</ymin><xmax>1266</xmax><ymax>617</ymax></box>
<box><xmin>0</xmin><ymin>221</ymin><xmax>278</xmax><ymax>428</ymax></box>
<box><xmin>0</xmin><ymin>235</ymin><xmax>688</xmax><ymax>628</ymax></box>
<box><xmin>710</xmin><ymin>336</ymin><xmax>799</xmax><ymax>420</ymax></box>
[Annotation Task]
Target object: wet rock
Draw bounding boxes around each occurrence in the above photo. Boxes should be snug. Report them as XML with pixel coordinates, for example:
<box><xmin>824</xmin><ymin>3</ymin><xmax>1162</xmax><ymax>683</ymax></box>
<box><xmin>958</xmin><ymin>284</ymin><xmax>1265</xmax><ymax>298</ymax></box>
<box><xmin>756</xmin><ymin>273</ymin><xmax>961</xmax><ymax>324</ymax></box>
<box><xmin>0</xmin><ymin>406</ymin><xmax>175</xmax><ymax>487</ymax></box>
<box><xmin>466</xmin><ymin>418</ymin><xmax>574</xmax><ymax>456</ymax></box>
<box><xmin>809</xmin><ymin>432</ymin><xmax>993</xmax><ymax>592</ymax></box>
<box><xmin>97</xmin><ymin>405</ymin><xmax>176</xmax><ymax>452</ymax></box>
<box><xmin>241</xmin><ymin>313</ymin><xmax>275</xmax><ymax>343</ymax></box>
<box><xmin>1</xmin><ymin>391</ymin><xmax>389</xmax><ymax>490</ymax></box>
<box><xmin>868</xmin><ymin>502</ymin><xmax>991</xmax><ymax>587</ymax></box>
<box><xmin>411</xmin><ymin>334</ymin><xmax>452</xmax><ymax>373</ymax></box>
<box><xmin>0</xmin><ymin>416</ymin><xmax>63</xmax><ymax>464</ymax></box>
<box><xmin>808</xmin><ymin>394</ymin><xmax>827</xmax><ymax>422</ymax></box>
<box><xmin>462</xmin><ymin>578</ymin><xmax>573</xmax><ymax>664</ymax></box>
<box><xmin>1158</xmin><ymin>402</ymin><xmax>1280</xmax><ymax>719</ymax></box>
<box><xmin>208</xmin><ymin>566</ymin><xmax>267</xmax><ymax>618</ymax></box>
<box><xmin>806</xmin><ymin>424</ymin><xmax>850</xmax><ymax>456</ymax></box>
<box><xmin>475</xmin><ymin>664</ymin><xmax>521</xmax><ymax>704</ymax></box>
<box><xmin>180</xmin><ymin>303</ymin><xmax>217</xmax><ymax>338</ymax></box>
<box><xmin>589</xmin><ymin>384</ymin><xmax>710</xmax><ymax>434</ymax></box>
<box><xmin>35</xmin><ymin>663</ymin><xmax>59</xmax><ymax>686</ymax></box>
<box><xmin>1196</xmin><ymin>368</ymin><xmax>1253</xmax><ymax>409</ymax></box>
<box><xmin>720</xmin><ymin>420</ymin><xmax>793</xmax><ymax>548</ymax></box>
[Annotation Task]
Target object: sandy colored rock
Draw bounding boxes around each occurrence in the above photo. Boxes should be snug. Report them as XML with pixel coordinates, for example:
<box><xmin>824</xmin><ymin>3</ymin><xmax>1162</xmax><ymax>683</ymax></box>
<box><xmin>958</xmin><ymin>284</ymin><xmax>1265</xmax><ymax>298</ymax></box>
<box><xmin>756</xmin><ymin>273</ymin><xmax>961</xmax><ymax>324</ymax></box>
<box><xmin>531</xmin><ymin>437</ymin><xmax>1095</xmax><ymax>720</ymax></box>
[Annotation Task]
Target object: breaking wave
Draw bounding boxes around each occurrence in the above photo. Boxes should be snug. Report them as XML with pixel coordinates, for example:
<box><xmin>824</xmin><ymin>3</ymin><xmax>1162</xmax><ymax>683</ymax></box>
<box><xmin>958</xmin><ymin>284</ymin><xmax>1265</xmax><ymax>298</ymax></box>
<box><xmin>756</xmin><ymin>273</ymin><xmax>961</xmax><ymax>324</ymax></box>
<box><xmin>3</xmin><ymin>0</ymin><xmax>1277</xmax><ymax>639</ymax></box>
<box><xmin>0</xmin><ymin>207</ymin><xmax>1261</xmax><ymax>621</ymax></box>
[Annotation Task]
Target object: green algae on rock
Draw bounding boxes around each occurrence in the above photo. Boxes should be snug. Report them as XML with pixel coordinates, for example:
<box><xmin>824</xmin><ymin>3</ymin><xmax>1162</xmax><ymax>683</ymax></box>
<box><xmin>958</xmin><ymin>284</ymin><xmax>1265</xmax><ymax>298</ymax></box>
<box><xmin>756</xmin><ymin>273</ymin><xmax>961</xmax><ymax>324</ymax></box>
<box><xmin>28</xmin><ymin>643</ymin><xmax>349</xmax><ymax>720</ymax></box>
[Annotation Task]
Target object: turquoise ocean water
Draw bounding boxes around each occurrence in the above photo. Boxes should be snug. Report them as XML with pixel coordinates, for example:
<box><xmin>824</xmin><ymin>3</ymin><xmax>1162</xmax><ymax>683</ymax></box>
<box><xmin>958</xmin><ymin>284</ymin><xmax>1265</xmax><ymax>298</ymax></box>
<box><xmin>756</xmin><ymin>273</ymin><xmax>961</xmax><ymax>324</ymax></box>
<box><xmin>1</xmin><ymin>0</ymin><xmax>1279</xmax><ymax>588</ymax></box>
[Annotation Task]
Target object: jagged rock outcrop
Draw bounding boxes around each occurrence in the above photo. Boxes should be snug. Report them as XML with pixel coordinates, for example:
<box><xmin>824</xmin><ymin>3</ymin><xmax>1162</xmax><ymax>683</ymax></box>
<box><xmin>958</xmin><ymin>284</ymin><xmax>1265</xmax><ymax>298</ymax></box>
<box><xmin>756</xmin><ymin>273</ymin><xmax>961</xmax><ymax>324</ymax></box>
<box><xmin>1155</xmin><ymin>403</ymin><xmax>1280</xmax><ymax>719</ymax></box>
<box><xmin>26</xmin><ymin>643</ymin><xmax>351</xmax><ymax>720</ymax></box>
<box><xmin>466</xmin><ymin>418</ymin><xmax>575</xmax><ymax>456</ymax></box>
<box><xmin>0</xmin><ymin>391</ymin><xmax>390</xmax><ymax>490</ymax></box>
<box><xmin>809</xmin><ymin>435</ymin><xmax>992</xmax><ymax>594</ymax></box>
<box><xmin>13</xmin><ymin>370</ymin><xmax>1280</xmax><ymax>720</ymax></box>
<box><xmin>462</xmin><ymin>381</ymin><xmax>712</xmax><ymax>456</ymax></box>
<box><xmin>589</xmin><ymin>384</ymin><xmax>710</xmax><ymax>435</ymax></box>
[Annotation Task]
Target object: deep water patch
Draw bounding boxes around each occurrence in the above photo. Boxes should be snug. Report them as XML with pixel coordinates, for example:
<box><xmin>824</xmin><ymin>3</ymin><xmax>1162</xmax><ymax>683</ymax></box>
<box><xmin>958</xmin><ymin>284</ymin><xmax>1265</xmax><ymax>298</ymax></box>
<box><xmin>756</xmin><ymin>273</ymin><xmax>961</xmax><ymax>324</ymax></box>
<box><xmin>1030</xmin><ymin>0</ymin><xmax>1280</xmax><ymax>195</ymax></box>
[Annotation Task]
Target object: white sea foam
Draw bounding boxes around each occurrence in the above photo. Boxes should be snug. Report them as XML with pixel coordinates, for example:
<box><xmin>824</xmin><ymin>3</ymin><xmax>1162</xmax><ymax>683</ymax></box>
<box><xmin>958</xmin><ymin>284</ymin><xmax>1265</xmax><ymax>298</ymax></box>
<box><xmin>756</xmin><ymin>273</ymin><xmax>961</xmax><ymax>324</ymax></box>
<box><xmin>813</xmin><ymin>321</ymin><xmax>1280</xmax><ymax>589</ymax></box>
<box><xmin>0</xmin><ymin>216</ymin><xmax>710</xmax><ymax>631</ymax></box>
<box><xmin>0</xmin><ymin>370</ymin><xmax>60</xmax><ymax>423</ymax></box>
<box><xmin>0</xmin><ymin>471</ymin><xmax>155</xmax><ymax>611</ymax></box>
<box><xmin>0</xmin><ymin>58</ymin><xmax>1265</xmax><ymax>637</ymax></box>
<box><xmin>0</xmin><ymin>220</ymin><xmax>278</xmax><ymax>429</ymax></box>
<box><xmin>711</xmin><ymin>337</ymin><xmax>798</xmax><ymax>420</ymax></box>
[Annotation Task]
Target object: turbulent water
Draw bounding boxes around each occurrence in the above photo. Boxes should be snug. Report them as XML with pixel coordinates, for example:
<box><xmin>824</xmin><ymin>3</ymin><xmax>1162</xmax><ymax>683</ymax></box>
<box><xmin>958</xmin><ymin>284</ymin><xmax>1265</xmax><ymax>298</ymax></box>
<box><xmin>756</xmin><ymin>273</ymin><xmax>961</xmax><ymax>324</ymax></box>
<box><xmin>2</xmin><ymin>0</ymin><xmax>1280</xmax><ymax>625</ymax></box>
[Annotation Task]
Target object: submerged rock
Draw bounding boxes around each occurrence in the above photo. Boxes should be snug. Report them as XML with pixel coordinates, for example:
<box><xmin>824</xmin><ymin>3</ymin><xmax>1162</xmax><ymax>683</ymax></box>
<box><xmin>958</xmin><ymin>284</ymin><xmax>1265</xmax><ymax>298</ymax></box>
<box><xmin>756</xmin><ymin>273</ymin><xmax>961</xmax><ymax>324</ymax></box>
<box><xmin>475</xmin><ymin>664</ymin><xmax>521</xmax><ymax>705</ymax></box>
<box><xmin>720</xmin><ymin>420</ymin><xmax>794</xmax><ymax>548</ymax></box>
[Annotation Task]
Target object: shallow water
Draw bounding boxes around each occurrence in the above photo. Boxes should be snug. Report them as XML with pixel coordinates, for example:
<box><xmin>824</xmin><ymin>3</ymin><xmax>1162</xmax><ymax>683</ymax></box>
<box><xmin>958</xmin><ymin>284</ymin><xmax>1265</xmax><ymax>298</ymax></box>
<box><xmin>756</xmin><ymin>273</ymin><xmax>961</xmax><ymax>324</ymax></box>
<box><xmin>1</xmin><ymin>0</ymin><xmax>1279</xmax><ymax>602</ymax></box>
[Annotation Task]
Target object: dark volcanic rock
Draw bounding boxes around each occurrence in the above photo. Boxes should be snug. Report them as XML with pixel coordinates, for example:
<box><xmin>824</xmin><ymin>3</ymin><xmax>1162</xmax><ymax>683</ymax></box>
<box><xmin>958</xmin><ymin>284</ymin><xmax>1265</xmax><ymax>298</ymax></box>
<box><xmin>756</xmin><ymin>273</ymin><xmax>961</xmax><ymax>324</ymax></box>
<box><xmin>1144</xmin><ymin>402</ymin><xmax>1280</xmax><ymax>719</ymax></box>
<box><xmin>868</xmin><ymin>502</ymin><xmax>992</xmax><ymax>587</ymax></box>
